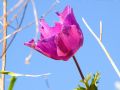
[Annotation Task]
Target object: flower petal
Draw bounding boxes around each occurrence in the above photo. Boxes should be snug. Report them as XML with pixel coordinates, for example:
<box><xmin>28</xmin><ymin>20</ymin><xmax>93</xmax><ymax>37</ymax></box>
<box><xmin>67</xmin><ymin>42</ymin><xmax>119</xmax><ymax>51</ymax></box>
<box><xmin>36</xmin><ymin>37</ymin><xmax>57</xmax><ymax>58</ymax></box>
<box><xmin>24</xmin><ymin>39</ymin><xmax>35</xmax><ymax>48</ymax></box>
<box><xmin>25</xmin><ymin>5</ymin><xmax>84</xmax><ymax>61</ymax></box>
<box><xmin>24</xmin><ymin>37</ymin><xmax>68</xmax><ymax>60</ymax></box>
<box><xmin>55</xmin><ymin>25</ymin><xmax>83</xmax><ymax>60</ymax></box>
<box><xmin>56</xmin><ymin>5</ymin><xmax>78</xmax><ymax>26</ymax></box>
<box><xmin>40</xmin><ymin>19</ymin><xmax>62</xmax><ymax>39</ymax></box>
<box><xmin>56</xmin><ymin>5</ymin><xmax>71</xmax><ymax>23</ymax></box>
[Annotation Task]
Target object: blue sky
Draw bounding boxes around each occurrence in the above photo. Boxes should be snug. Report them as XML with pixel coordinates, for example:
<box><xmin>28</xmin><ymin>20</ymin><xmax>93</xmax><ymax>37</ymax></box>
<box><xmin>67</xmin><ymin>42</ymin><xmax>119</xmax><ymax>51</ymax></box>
<box><xmin>0</xmin><ymin>0</ymin><xmax>120</xmax><ymax>90</ymax></box>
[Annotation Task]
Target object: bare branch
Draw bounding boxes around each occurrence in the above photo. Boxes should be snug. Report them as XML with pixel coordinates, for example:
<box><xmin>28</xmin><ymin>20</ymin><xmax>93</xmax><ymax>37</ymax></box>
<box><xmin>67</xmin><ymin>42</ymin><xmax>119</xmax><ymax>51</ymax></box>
<box><xmin>0</xmin><ymin>0</ymin><xmax>30</xmax><ymax>35</ymax></box>
<box><xmin>0</xmin><ymin>71</ymin><xmax>51</xmax><ymax>78</ymax></box>
<box><xmin>7</xmin><ymin>0</ymin><xmax>24</xmax><ymax>15</ymax></box>
<box><xmin>26</xmin><ymin>0</ymin><xmax>39</xmax><ymax>65</ymax></box>
<box><xmin>0</xmin><ymin>20</ymin><xmax>3</xmax><ymax>25</ymax></box>
<box><xmin>8</xmin><ymin>0</ymin><xmax>30</xmax><ymax>25</ymax></box>
<box><xmin>31</xmin><ymin>0</ymin><xmax>39</xmax><ymax>42</ymax></box>
<box><xmin>1</xmin><ymin>0</ymin><xmax>7</xmax><ymax>90</ymax></box>
<box><xmin>0</xmin><ymin>0</ymin><xmax>25</xmax><ymax>20</ymax></box>
<box><xmin>16</xmin><ymin>73</ymin><xmax>51</xmax><ymax>77</ymax></box>
<box><xmin>25</xmin><ymin>51</ymin><xmax>33</xmax><ymax>64</ymax></box>
<box><xmin>0</xmin><ymin>21</ymin><xmax>35</xmax><ymax>43</ymax></box>
<box><xmin>0</xmin><ymin>2</ymin><xmax>28</xmax><ymax>59</ymax></box>
<box><xmin>41</xmin><ymin>0</ymin><xmax>60</xmax><ymax>18</ymax></box>
<box><xmin>82</xmin><ymin>17</ymin><xmax>120</xmax><ymax>78</ymax></box>
<box><xmin>100</xmin><ymin>20</ymin><xmax>102</xmax><ymax>41</ymax></box>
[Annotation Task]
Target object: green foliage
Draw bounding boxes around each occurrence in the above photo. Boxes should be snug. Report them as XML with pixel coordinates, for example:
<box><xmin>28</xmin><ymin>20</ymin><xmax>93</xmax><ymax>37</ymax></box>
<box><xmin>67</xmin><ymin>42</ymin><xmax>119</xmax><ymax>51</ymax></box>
<box><xmin>74</xmin><ymin>85</ymin><xmax>86</xmax><ymax>90</ymax></box>
<box><xmin>0</xmin><ymin>71</ymin><xmax>16</xmax><ymax>76</ymax></box>
<box><xmin>0</xmin><ymin>71</ymin><xmax>17</xmax><ymax>90</ymax></box>
<box><xmin>74</xmin><ymin>72</ymin><xmax>100</xmax><ymax>90</ymax></box>
<box><xmin>8</xmin><ymin>77</ymin><xmax>17</xmax><ymax>90</ymax></box>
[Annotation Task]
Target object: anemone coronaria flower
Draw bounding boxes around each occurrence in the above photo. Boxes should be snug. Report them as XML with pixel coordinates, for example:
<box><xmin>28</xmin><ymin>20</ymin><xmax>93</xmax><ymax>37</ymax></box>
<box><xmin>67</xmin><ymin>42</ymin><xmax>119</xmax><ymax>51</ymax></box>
<box><xmin>24</xmin><ymin>5</ymin><xmax>83</xmax><ymax>61</ymax></box>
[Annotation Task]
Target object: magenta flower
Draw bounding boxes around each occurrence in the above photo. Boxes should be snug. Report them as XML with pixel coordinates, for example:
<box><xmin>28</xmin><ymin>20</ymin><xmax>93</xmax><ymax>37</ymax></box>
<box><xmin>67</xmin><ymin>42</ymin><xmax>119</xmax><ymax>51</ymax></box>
<box><xmin>24</xmin><ymin>6</ymin><xmax>83</xmax><ymax>61</ymax></box>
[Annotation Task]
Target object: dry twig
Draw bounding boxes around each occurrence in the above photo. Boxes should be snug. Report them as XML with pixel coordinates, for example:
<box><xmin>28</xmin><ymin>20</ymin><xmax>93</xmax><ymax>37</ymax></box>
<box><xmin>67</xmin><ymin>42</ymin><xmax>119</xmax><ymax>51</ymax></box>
<box><xmin>1</xmin><ymin>0</ymin><xmax>7</xmax><ymax>90</ymax></box>
<box><xmin>82</xmin><ymin>17</ymin><xmax>120</xmax><ymax>78</ymax></box>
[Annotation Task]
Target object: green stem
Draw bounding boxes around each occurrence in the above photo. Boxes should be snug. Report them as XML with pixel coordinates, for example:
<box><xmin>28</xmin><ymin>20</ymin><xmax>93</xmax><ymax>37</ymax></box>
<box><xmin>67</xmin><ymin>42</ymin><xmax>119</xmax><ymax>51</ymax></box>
<box><xmin>8</xmin><ymin>77</ymin><xmax>17</xmax><ymax>90</ymax></box>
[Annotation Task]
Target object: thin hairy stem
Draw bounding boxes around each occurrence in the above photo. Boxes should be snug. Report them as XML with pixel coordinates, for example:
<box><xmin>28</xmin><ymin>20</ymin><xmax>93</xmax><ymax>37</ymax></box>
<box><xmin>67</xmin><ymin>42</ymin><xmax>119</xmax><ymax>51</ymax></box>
<box><xmin>73</xmin><ymin>56</ymin><xmax>85</xmax><ymax>80</ymax></box>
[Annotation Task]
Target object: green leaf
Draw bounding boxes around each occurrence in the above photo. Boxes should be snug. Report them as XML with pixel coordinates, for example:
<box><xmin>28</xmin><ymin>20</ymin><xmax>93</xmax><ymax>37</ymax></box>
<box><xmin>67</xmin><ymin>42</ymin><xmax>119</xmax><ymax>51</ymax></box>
<box><xmin>80</xmin><ymin>74</ymin><xmax>91</xmax><ymax>89</ymax></box>
<box><xmin>74</xmin><ymin>86</ymin><xmax>86</xmax><ymax>90</ymax></box>
<box><xmin>0</xmin><ymin>71</ymin><xmax>15</xmax><ymax>76</ymax></box>
<box><xmin>85</xmin><ymin>73</ymin><xmax>92</xmax><ymax>83</ymax></box>
<box><xmin>0</xmin><ymin>71</ymin><xmax>19</xmax><ymax>77</ymax></box>
<box><xmin>8</xmin><ymin>76</ymin><xmax>17</xmax><ymax>90</ymax></box>
<box><xmin>91</xmin><ymin>72</ymin><xmax>100</xmax><ymax>85</ymax></box>
<box><xmin>83</xmin><ymin>73</ymin><xmax>92</xmax><ymax>88</ymax></box>
<box><xmin>74</xmin><ymin>72</ymin><xmax>100</xmax><ymax>90</ymax></box>
<box><xmin>88</xmin><ymin>72</ymin><xmax>100</xmax><ymax>90</ymax></box>
<box><xmin>88</xmin><ymin>84</ymin><xmax>98</xmax><ymax>90</ymax></box>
